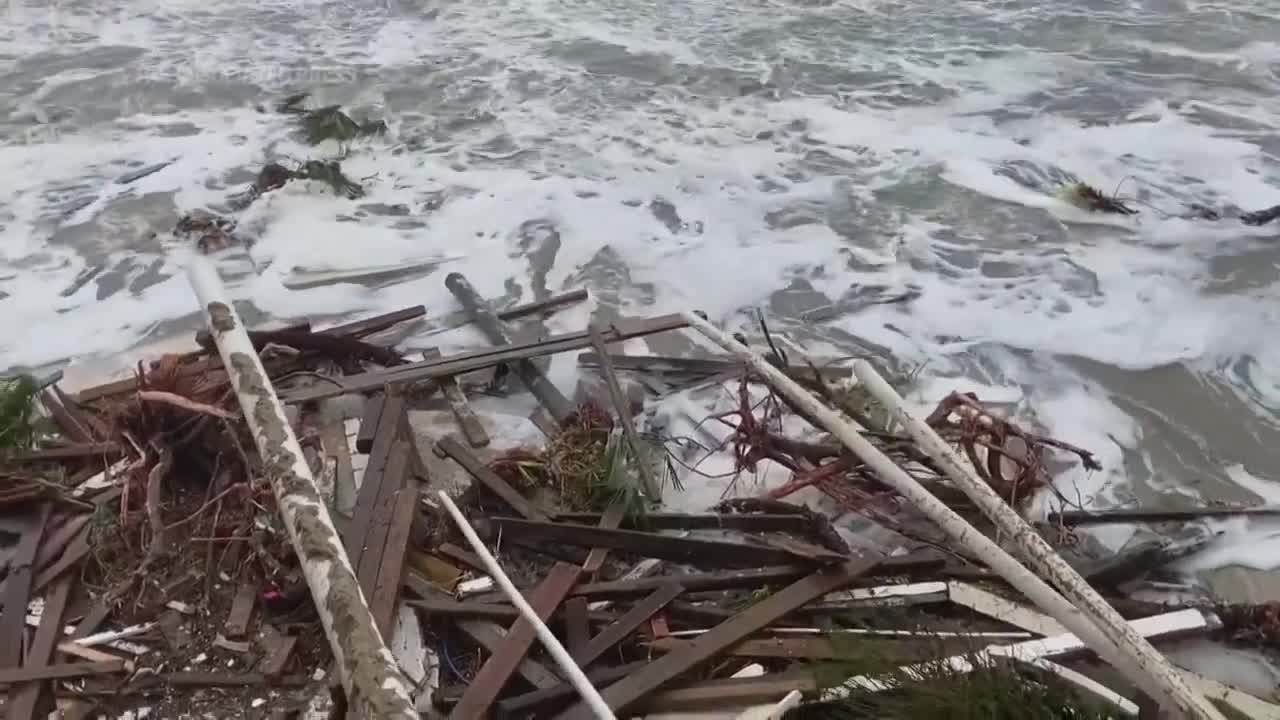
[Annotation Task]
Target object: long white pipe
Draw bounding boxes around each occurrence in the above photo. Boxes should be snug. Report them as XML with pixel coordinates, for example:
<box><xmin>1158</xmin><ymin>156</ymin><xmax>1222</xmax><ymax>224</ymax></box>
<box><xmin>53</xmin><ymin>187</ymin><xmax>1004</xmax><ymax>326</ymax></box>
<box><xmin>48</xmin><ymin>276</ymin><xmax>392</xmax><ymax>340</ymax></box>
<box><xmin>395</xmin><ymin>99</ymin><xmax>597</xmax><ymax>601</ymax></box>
<box><xmin>851</xmin><ymin>359</ymin><xmax>1225</xmax><ymax>720</ymax></box>
<box><xmin>679</xmin><ymin>312</ymin><xmax>1224</xmax><ymax>720</ymax></box>
<box><xmin>188</xmin><ymin>259</ymin><xmax>417</xmax><ymax>719</ymax></box>
<box><xmin>436</xmin><ymin>490</ymin><xmax>617</xmax><ymax>720</ymax></box>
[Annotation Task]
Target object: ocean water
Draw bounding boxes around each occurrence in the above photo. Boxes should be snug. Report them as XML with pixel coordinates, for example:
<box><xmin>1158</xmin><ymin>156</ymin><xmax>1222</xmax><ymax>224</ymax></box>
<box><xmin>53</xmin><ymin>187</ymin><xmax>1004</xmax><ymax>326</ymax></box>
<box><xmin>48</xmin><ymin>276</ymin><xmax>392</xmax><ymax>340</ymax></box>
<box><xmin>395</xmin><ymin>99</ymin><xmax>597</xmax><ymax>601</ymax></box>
<box><xmin>2</xmin><ymin>0</ymin><xmax>1280</xmax><ymax>588</ymax></box>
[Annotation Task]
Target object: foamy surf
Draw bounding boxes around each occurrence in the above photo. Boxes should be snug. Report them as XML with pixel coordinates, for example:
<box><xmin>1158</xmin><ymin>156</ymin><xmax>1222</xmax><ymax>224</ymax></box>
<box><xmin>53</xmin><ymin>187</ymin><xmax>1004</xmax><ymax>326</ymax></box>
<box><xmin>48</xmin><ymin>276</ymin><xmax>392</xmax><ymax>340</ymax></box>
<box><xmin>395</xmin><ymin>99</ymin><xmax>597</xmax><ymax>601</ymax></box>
<box><xmin>2</xmin><ymin>0</ymin><xmax>1280</xmax><ymax>597</ymax></box>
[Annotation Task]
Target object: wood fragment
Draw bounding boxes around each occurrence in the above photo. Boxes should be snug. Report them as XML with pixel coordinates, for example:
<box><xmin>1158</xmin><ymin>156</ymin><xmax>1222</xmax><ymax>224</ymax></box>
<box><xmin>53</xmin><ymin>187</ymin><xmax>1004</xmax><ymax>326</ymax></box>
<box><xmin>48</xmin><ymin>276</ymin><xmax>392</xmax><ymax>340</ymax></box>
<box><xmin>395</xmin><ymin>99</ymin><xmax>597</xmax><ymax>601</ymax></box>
<box><xmin>580</xmin><ymin>502</ymin><xmax>625</xmax><ymax>575</ymax></box>
<box><xmin>137</xmin><ymin>390</ymin><xmax>235</xmax><ymax>418</ymax></box>
<box><xmin>588</xmin><ymin>325</ymin><xmax>659</xmax><ymax>498</ymax></box>
<box><xmin>446</xmin><ymin>273</ymin><xmax>575</xmax><ymax>423</ymax></box>
<box><xmin>437</xmin><ymin>437</ymin><xmax>549</xmax><ymax>522</ymax></box>
<box><xmin>647</xmin><ymin>636</ymin><xmax>842</xmax><ymax>660</ymax></box>
<box><xmin>437</xmin><ymin>543</ymin><xmax>487</xmax><ymax>574</ymax></box>
<box><xmin>490</xmin><ymin>518</ymin><xmax>845</xmax><ymax>568</ymax></box>
<box><xmin>1049</xmin><ymin>506</ymin><xmax>1280</xmax><ymax>525</ymax></box>
<box><xmin>554</xmin><ymin>512</ymin><xmax>813</xmax><ymax>534</ymax></box>
<box><xmin>0</xmin><ymin>661</ymin><xmax>124</xmax><ymax>685</ymax></box>
<box><xmin>456</xmin><ymin>620</ymin><xmax>563</xmax><ymax>690</ymax></box>
<box><xmin>7</xmin><ymin>574</ymin><xmax>73</xmax><ymax>720</ymax></box>
<box><xmin>343</xmin><ymin>392</ymin><xmax>405</xmax><ymax>564</ymax></box>
<box><xmin>424</xmin><ymin>348</ymin><xmax>490</xmax><ymax>448</ymax></box>
<box><xmin>371</xmin><ymin>482</ymin><xmax>419</xmax><ymax>634</ymax></box>
<box><xmin>450</xmin><ymin>562</ymin><xmax>582</xmax><ymax>720</ymax></box>
<box><xmin>258</xmin><ymin>626</ymin><xmax>297</xmax><ymax>677</ymax></box>
<box><xmin>32</xmin><ymin>515</ymin><xmax>90</xmax><ymax>576</ymax></box>
<box><xmin>282</xmin><ymin>314</ymin><xmax>689</xmax><ymax>404</ymax></box>
<box><xmin>574</xmin><ymin>583</ymin><xmax>682</xmax><ymax>667</ymax></box>
<box><xmin>554</xmin><ymin>557</ymin><xmax>880</xmax><ymax>719</ymax></box>
<box><xmin>634</xmin><ymin>671</ymin><xmax>817</xmax><ymax>714</ymax></box>
<box><xmin>68</xmin><ymin>601</ymin><xmax>111</xmax><ymax>642</ymax></box>
<box><xmin>493</xmin><ymin>662</ymin><xmax>646</xmax><ymax>718</ymax></box>
<box><xmin>0</xmin><ymin>508</ymin><xmax>49</xmax><ymax>668</ymax></box>
<box><xmin>563</xmin><ymin>598</ymin><xmax>590</xmax><ymax>659</ymax></box>
<box><xmin>355</xmin><ymin>395</ymin><xmax>386</xmax><ymax>454</ymax></box>
<box><xmin>8</xmin><ymin>443</ymin><xmax>120</xmax><ymax>462</ymax></box>
<box><xmin>318</xmin><ymin>421</ymin><xmax>356</xmax><ymax>516</ymax></box>
<box><xmin>572</xmin><ymin>566</ymin><xmax>810</xmax><ymax>600</ymax></box>
<box><xmin>225</xmin><ymin>583</ymin><xmax>257</xmax><ymax>638</ymax></box>
<box><xmin>318</xmin><ymin>305</ymin><xmax>427</xmax><ymax>338</ymax></box>
<box><xmin>38</xmin><ymin>388</ymin><xmax>93</xmax><ymax>442</ymax></box>
<box><xmin>356</xmin><ymin>441</ymin><xmax>410</xmax><ymax>597</ymax></box>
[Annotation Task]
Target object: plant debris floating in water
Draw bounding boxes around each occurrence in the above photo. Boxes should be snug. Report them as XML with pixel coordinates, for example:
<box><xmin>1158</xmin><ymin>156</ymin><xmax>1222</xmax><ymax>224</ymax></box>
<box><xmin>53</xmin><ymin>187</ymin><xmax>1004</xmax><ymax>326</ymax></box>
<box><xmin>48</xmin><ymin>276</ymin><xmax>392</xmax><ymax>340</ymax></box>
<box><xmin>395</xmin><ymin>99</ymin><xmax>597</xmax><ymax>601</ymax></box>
<box><xmin>1058</xmin><ymin>182</ymin><xmax>1138</xmax><ymax>215</ymax></box>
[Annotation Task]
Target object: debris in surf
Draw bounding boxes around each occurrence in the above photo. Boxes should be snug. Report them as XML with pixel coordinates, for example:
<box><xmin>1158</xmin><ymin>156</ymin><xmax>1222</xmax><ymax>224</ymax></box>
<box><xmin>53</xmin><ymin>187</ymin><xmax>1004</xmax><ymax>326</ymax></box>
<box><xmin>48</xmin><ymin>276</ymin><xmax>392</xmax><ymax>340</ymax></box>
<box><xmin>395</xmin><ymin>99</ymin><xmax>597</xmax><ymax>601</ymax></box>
<box><xmin>1241</xmin><ymin>204</ymin><xmax>1280</xmax><ymax>227</ymax></box>
<box><xmin>299</xmin><ymin>105</ymin><xmax>388</xmax><ymax>146</ymax></box>
<box><xmin>1058</xmin><ymin>182</ymin><xmax>1138</xmax><ymax>215</ymax></box>
<box><xmin>175</xmin><ymin>213</ymin><xmax>247</xmax><ymax>254</ymax></box>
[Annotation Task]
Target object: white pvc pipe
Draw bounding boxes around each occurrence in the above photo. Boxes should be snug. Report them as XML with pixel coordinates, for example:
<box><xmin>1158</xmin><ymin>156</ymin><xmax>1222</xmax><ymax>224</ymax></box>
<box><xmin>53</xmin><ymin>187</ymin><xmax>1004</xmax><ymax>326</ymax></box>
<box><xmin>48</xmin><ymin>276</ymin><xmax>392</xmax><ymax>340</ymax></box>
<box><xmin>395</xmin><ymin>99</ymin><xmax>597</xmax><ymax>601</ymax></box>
<box><xmin>188</xmin><ymin>259</ymin><xmax>417</xmax><ymax>719</ymax></box>
<box><xmin>852</xmin><ymin>359</ymin><xmax>1226</xmax><ymax>720</ymax></box>
<box><xmin>436</xmin><ymin>490</ymin><xmax>616</xmax><ymax>720</ymax></box>
<box><xmin>679</xmin><ymin>311</ymin><xmax>1224</xmax><ymax>720</ymax></box>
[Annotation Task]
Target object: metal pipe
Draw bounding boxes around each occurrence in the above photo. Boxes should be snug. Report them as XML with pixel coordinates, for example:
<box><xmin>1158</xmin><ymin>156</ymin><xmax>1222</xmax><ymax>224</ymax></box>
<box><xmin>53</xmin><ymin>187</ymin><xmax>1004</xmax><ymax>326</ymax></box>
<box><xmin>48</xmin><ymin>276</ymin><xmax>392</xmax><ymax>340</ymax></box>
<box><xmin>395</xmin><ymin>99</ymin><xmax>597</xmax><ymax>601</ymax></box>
<box><xmin>680</xmin><ymin>311</ymin><xmax>1224</xmax><ymax>720</ymax></box>
<box><xmin>187</xmin><ymin>258</ymin><xmax>416</xmax><ymax>719</ymax></box>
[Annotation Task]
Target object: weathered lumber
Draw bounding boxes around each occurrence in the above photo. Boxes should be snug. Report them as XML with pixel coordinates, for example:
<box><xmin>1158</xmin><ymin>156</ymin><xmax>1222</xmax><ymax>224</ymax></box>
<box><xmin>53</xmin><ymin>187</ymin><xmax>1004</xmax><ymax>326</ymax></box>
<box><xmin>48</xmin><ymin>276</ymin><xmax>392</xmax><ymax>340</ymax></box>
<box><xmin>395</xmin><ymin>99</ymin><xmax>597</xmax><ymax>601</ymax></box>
<box><xmin>282</xmin><ymin>314</ymin><xmax>689</xmax><ymax>404</ymax></box>
<box><xmin>563</xmin><ymin>598</ymin><xmax>590</xmax><ymax>658</ymax></box>
<box><xmin>258</xmin><ymin>625</ymin><xmax>297</xmax><ymax>677</ymax></box>
<box><xmin>587</xmin><ymin>326</ymin><xmax>658</xmax><ymax>496</ymax></box>
<box><xmin>8</xmin><ymin>443</ymin><xmax>120</xmax><ymax>462</ymax></box>
<box><xmin>0</xmin><ymin>661</ymin><xmax>125</xmax><ymax>685</ymax></box>
<box><xmin>0</xmin><ymin>508</ymin><xmax>49</xmax><ymax>667</ymax></box>
<box><xmin>437</xmin><ymin>543</ymin><xmax>487</xmax><ymax>574</ymax></box>
<box><xmin>580</xmin><ymin>502</ymin><xmax>625</xmax><ymax>575</ymax></box>
<box><xmin>356</xmin><ymin>441</ymin><xmax>410</xmax><ymax>597</ymax></box>
<box><xmin>554</xmin><ymin>557</ymin><xmax>881</xmax><ymax>719</ymax></box>
<box><xmin>570</xmin><ymin>566</ymin><xmax>811</xmax><ymax>600</ymax></box>
<box><xmin>344</xmin><ymin>392</ymin><xmax>405</xmax><ymax>562</ymax></box>
<box><xmin>318</xmin><ymin>305</ymin><xmax>426</xmax><ymax>338</ymax></box>
<box><xmin>456</xmin><ymin>620</ymin><xmax>563</xmax><ymax>689</ymax></box>
<box><xmin>355</xmin><ymin>395</ymin><xmax>386</xmax><ymax>454</ymax></box>
<box><xmin>7</xmin><ymin>574</ymin><xmax>73</xmax><ymax>720</ymax></box>
<box><xmin>32</xmin><ymin>514</ymin><xmax>90</xmax><ymax>575</ymax></box>
<box><xmin>573</xmin><ymin>583</ymin><xmax>682</xmax><ymax>667</ymax></box>
<box><xmin>371</xmin><ymin>482</ymin><xmax>418</xmax><ymax>634</ymax></box>
<box><xmin>553</xmin><ymin>512</ymin><xmax>813</xmax><ymax>533</ymax></box>
<box><xmin>426</xmin><ymin>289</ymin><xmax>590</xmax><ymax>338</ymax></box>
<box><xmin>648</xmin><ymin>635</ymin><xmax>842</xmax><ymax>660</ymax></box>
<box><xmin>423</xmin><ymin>349</ymin><xmax>490</xmax><ymax>447</ymax></box>
<box><xmin>449</xmin><ymin>562</ymin><xmax>582</xmax><ymax>719</ymax></box>
<box><xmin>446</xmin><ymin>273</ymin><xmax>574</xmax><ymax>423</ymax></box>
<box><xmin>437</xmin><ymin>437</ymin><xmax>549</xmax><ymax>522</ymax></box>
<box><xmin>635</xmin><ymin>671</ymin><xmax>817</xmax><ymax>713</ymax></box>
<box><xmin>487</xmin><ymin>518</ymin><xmax>845</xmax><ymax>568</ymax></box>
<box><xmin>576</xmin><ymin>352</ymin><xmax>849</xmax><ymax>381</ymax></box>
<box><xmin>225</xmin><ymin>583</ymin><xmax>257</xmax><ymax>638</ymax></box>
<box><xmin>493</xmin><ymin>662</ymin><xmax>646</xmax><ymax>718</ymax></box>
<box><xmin>1049</xmin><ymin>506</ymin><xmax>1280</xmax><ymax>525</ymax></box>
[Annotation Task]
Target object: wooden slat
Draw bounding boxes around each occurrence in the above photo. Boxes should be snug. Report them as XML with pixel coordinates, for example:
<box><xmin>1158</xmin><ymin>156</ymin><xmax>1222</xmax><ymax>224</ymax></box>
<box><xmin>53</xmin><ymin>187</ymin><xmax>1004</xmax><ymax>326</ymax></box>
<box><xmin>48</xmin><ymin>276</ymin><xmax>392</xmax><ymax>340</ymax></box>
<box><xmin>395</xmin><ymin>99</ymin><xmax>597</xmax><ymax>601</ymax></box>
<box><xmin>318</xmin><ymin>305</ymin><xmax>426</xmax><ymax>338</ymax></box>
<box><xmin>9</xmin><ymin>443</ymin><xmax>120</xmax><ymax>462</ymax></box>
<box><xmin>647</xmin><ymin>635</ymin><xmax>842</xmax><ymax>660</ymax></box>
<box><xmin>456</xmin><ymin>620</ymin><xmax>562</xmax><ymax>690</ymax></box>
<box><xmin>32</xmin><ymin>514</ymin><xmax>90</xmax><ymax>574</ymax></box>
<box><xmin>258</xmin><ymin>625</ymin><xmax>297</xmax><ymax>677</ymax></box>
<box><xmin>570</xmin><ymin>566</ymin><xmax>808</xmax><ymax>600</ymax></box>
<box><xmin>356</xmin><ymin>441</ymin><xmax>410</xmax><ymax>596</ymax></box>
<box><xmin>563</xmin><ymin>598</ymin><xmax>590</xmax><ymax>659</ymax></box>
<box><xmin>635</xmin><ymin>671</ymin><xmax>818</xmax><ymax>713</ymax></box>
<box><xmin>450</xmin><ymin>562</ymin><xmax>582</xmax><ymax>719</ymax></box>
<box><xmin>33</xmin><ymin>525</ymin><xmax>89</xmax><ymax>594</ymax></box>
<box><xmin>7</xmin><ymin>574</ymin><xmax>74</xmax><ymax>720</ymax></box>
<box><xmin>492</xmin><ymin>517</ymin><xmax>844</xmax><ymax>568</ymax></box>
<box><xmin>343</xmin><ymin>392</ymin><xmax>405</xmax><ymax>564</ymax></box>
<box><xmin>370</xmin><ymin>481</ymin><xmax>419</xmax><ymax>635</ymax></box>
<box><xmin>68</xmin><ymin>601</ymin><xmax>111</xmax><ymax>641</ymax></box>
<box><xmin>580</xmin><ymin>502</ymin><xmax>625</xmax><ymax>575</ymax></box>
<box><xmin>424</xmin><ymin>349</ymin><xmax>490</xmax><ymax>448</ymax></box>
<box><xmin>318</xmin><ymin>421</ymin><xmax>356</xmax><ymax>516</ymax></box>
<box><xmin>437</xmin><ymin>437</ymin><xmax>549</xmax><ymax>522</ymax></box>
<box><xmin>554</xmin><ymin>512</ymin><xmax>813</xmax><ymax>533</ymax></box>
<box><xmin>225</xmin><ymin>583</ymin><xmax>257</xmax><ymax>638</ymax></box>
<box><xmin>494</xmin><ymin>662</ymin><xmax>645</xmax><ymax>719</ymax></box>
<box><xmin>39</xmin><ymin>388</ymin><xmax>93</xmax><ymax>442</ymax></box>
<box><xmin>0</xmin><ymin>661</ymin><xmax>124</xmax><ymax>685</ymax></box>
<box><xmin>588</xmin><ymin>326</ymin><xmax>658</xmax><ymax>496</ymax></box>
<box><xmin>573</xmin><ymin>583</ymin><xmax>681</xmax><ymax>667</ymax></box>
<box><xmin>554</xmin><ymin>557</ymin><xmax>881</xmax><ymax>719</ymax></box>
<box><xmin>283</xmin><ymin>314</ymin><xmax>689</xmax><ymax>404</ymax></box>
<box><xmin>355</xmin><ymin>395</ymin><xmax>386</xmax><ymax>454</ymax></box>
<box><xmin>437</xmin><ymin>543</ymin><xmax>487</xmax><ymax>574</ymax></box>
<box><xmin>0</xmin><ymin>508</ymin><xmax>49</xmax><ymax>667</ymax></box>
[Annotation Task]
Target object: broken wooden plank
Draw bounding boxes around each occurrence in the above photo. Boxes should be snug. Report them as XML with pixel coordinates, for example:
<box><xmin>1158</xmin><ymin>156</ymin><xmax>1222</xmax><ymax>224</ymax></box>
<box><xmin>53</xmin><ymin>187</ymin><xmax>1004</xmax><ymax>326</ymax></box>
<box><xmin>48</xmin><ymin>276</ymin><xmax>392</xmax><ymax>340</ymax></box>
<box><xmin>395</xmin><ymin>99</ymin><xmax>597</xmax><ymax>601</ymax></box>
<box><xmin>437</xmin><ymin>437</ymin><xmax>549</xmax><ymax>522</ymax></box>
<box><xmin>355</xmin><ymin>395</ymin><xmax>386</xmax><ymax>454</ymax></box>
<box><xmin>258</xmin><ymin>625</ymin><xmax>297</xmax><ymax>677</ymax></box>
<box><xmin>319</xmin><ymin>421</ymin><xmax>357</xmax><ymax>516</ymax></box>
<box><xmin>318</xmin><ymin>305</ymin><xmax>427</xmax><ymax>338</ymax></box>
<box><xmin>437</xmin><ymin>543</ymin><xmax>487</xmax><ymax>574</ymax></box>
<box><xmin>493</xmin><ymin>662</ymin><xmax>646</xmax><ymax>718</ymax></box>
<box><xmin>553</xmin><ymin>512</ymin><xmax>813</xmax><ymax>534</ymax></box>
<box><xmin>577</xmin><ymin>352</ymin><xmax>850</xmax><ymax>382</ymax></box>
<box><xmin>32</xmin><ymin>514</ymin><xmax>90</xmax><ymax>575</ymax></box>
<box><xmin>947</xmin><ymin>582</ymin><xmax>1069</xmax><ymax>637</ymax></box>
<box><xmin>282</xmin><ymin>314</ymin><xmax>689</xmax><ymax>404</ymax></box>
<box><xmin>33</xmin><ymin>525</ymin><xmax>89</xmax><ymax>594</ymax></box>
<box><xmin>8</xmin><ymin>574</ymin><xmax>74</xmax><ymax>720</ymax></box>
<box><xmin>446</xmin><ymin>273</ymin><xmax>575</xmax><ymax>423</ymax></box>
<box><xmin>424</xmin><ymin>348</ymin><xmax>490</xmax><ymax>448</ymax></box>
<box><xmin>8</xmin><ymin>443</ymin><xmax>120</xmax><ymax>462</ymax></box>
<box><xmin>225</xmin><ymin>583</ymin><xmax>257</xmax><ymax>639</ymax></box>
<box><xmin>563</xmin><ymin>598</ymin><xmax>590</xmax><ymax>659</ymax></box>
<box><xmin>456</xmin><ymin>620</ymin><xmax>563</xmax><ymax>690</ymax></box>
<box><xmin>371</xmin><ymin>482</ymin><xmax>419</xmax><ymax>635</ymax></box>
<box><xmin>0</xmin><ymin>661</ymin><xmax>125</xmax><ymax>685</ymax></box>
<box><xmin>647</xmin><ymin>635</ymin><xmax>843</xmax><ymax>660</ymax></box>
<box><xmin>39</xmin><ymin>388</ymin><xmax>93</xmax><ymax>442</ymax></box>
<box><xmin>68</xmin><ymin>600</ymin><xmax>112</xmax><ymax>642</ymax></box>
<box><xmin>635</xmin><ymin>671</ymin><xmax>818</xmax><ymax>714</ymax></box>
<box><xmin>0</xmin><ymin>508</ymin><xmax>49</xmax><ymax>667</ymax></box>
<box><xmin>555</xmin><ymin>557</ymin><xmax>880</xmax><ymax>719</ymax></box>
<box><xmin>450</xmin><ymin>562</ymin><xmax>582</xmax><ymax>720</ymax></box>
<box><xmin>1049</xmin><ymin>506</ymin><xmax>1280</xmax><ymax>525</ymax></box>
<box><xmin>425</xmin><ymin>289</ymin><xmax>590</xmax><ymax>339</ymax></box>
<box><xmin>489</xmin><ymin>518</ymin><xmax>845</xmax><ymax>568</ymax></box>
<box><xmin>343</xmin><ymin>392</ymin><xmax>405</xmax><ymax>563</ymax></box>
<box><xmin>573</xmin><ymin>583</ymin><xmax>682</xmax><ymax>667</ymax></box>
<box><xmin>356</xmin><ymin>440</ymin><xmax>411</xmax><ymax>597</ymax></box>
<box><xmin>580</xmin><ymin>502</ymin><xmax>625</xmax><ymax>575</ymax></box>
<box><xmin>571</xmin><ymin>566</ymin><xmax>810</xmax><ymax>600</ymax></box>
<box><xmin>588</xmin><ymin>325</ymin><xmax>659</xmax><ymax>498</ymax></box>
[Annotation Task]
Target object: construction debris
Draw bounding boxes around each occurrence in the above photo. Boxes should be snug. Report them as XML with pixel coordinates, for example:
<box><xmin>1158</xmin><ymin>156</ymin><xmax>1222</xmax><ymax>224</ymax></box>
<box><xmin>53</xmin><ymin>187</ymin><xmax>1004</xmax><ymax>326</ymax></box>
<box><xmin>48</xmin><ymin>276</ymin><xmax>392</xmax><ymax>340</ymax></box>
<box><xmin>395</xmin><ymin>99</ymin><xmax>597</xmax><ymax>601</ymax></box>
<box><xmin>2</xmin><ymin>258</ymin><xmax>1278</xmax><ymax>720</ymax></box>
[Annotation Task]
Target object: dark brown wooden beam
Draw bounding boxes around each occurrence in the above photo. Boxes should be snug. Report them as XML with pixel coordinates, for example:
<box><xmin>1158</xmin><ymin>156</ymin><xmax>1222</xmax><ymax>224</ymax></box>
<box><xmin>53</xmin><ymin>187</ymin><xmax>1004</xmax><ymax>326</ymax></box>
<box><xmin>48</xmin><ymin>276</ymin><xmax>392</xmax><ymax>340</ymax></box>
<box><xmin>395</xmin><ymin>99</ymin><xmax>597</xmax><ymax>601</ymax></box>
<box><xmin>354</xmin><ymin>395</ymin><xmax>385</xmax><ymax>454</ymax></box>
<box><xmin>0</xmin><ymin>661</ymin><xmax>125</xmax><ymax>685</ymax></box>
<box><xmin>0</xmin><ymin>508</ymin><xmax>49</xmax><ymax>668</ymax></box>
<box><xmin>574</xmin><ymin>583</ymin><xmax>682</xmax><ymax>667</ymax></box>
<box><xmin>493</xmin><ymin>662</ymin><xmax>645</xmax><ymax>719</ymax></box>
<box><xmin>282</xmin><ymin>314</ymin><xmax>689</xmax><ymax>404</ymax></box>
<box><xmin>7</xmin><ymin>574</ymin><xmax>73</xmax><ymax>720</ymax></box>
<box><xmin>487</xmin><ymin>517</ymin><xmax>845</xmax><ymax>568</ymax></box>
<box><xmin>450</xmin><ymin>562</ymin><xmax>581</xmax><ymax>719</ymax></box>
<box><xmin>555</xmin><ymin>557</ymin><xmax>881</xmax><ymax>719</ymax></box>
<box><xmin>437</xmin><ymin>437</ymin><xmax>549</xmax><ymax>522</ymax></box>
<box><xmin>423</xmin><ymin>349</ymin><xmax>490</xmax><ymax>448</ymax></box>
<box><xmin>356</xmin><ymin>441</ymin><xmax>410</xmax><ymax>597</ymax></box>
<box><xmin>371</xmin><ymin>481</ymin><xmax>419</xmax><ymax>635</ymax></box>
<box><xmin>318</xmin><ymin>305</ymin><xmax>426</xmax><ymax>338</ymax></box>
<box><xmin>455</xmin><ymin>620</ymin><xmax>562</xmax><ymax>690</ymax></box>
<box><xmin>552</xmin><ymin>512</ymin><xmax>814</xmax><ymax>534</ymax></box>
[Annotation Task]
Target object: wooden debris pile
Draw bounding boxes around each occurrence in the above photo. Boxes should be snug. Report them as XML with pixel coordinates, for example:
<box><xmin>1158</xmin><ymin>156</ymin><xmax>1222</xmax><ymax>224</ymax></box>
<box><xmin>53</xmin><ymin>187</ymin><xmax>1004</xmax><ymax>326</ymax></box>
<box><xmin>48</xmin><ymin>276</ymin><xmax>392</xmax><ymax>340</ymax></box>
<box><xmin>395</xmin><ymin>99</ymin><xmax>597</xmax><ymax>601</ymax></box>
<box><xmin>1</xmin><ymin>268</ymin><xmax>1278</xmax><ymax>720</ymax></box>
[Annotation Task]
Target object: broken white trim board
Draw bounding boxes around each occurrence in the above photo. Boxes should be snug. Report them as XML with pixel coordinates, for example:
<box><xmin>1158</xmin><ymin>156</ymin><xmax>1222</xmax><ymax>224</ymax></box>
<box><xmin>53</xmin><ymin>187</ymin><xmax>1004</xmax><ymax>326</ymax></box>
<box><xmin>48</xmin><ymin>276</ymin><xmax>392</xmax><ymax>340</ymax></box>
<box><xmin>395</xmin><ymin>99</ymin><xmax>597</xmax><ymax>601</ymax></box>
<box><xmin>823</xmin><ymin>609</ymin><xmax>1214</xmax><ymax>699</ymax></box>
<box><xmin>948</xmin><ymin>582</ymin><xmax>1069</xmax><ymax>637</ymax></box>
<box><xmin>1017</xmin><ymin>657</ymin><xmax>1139</xmax><ymax>716</ymax></box>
